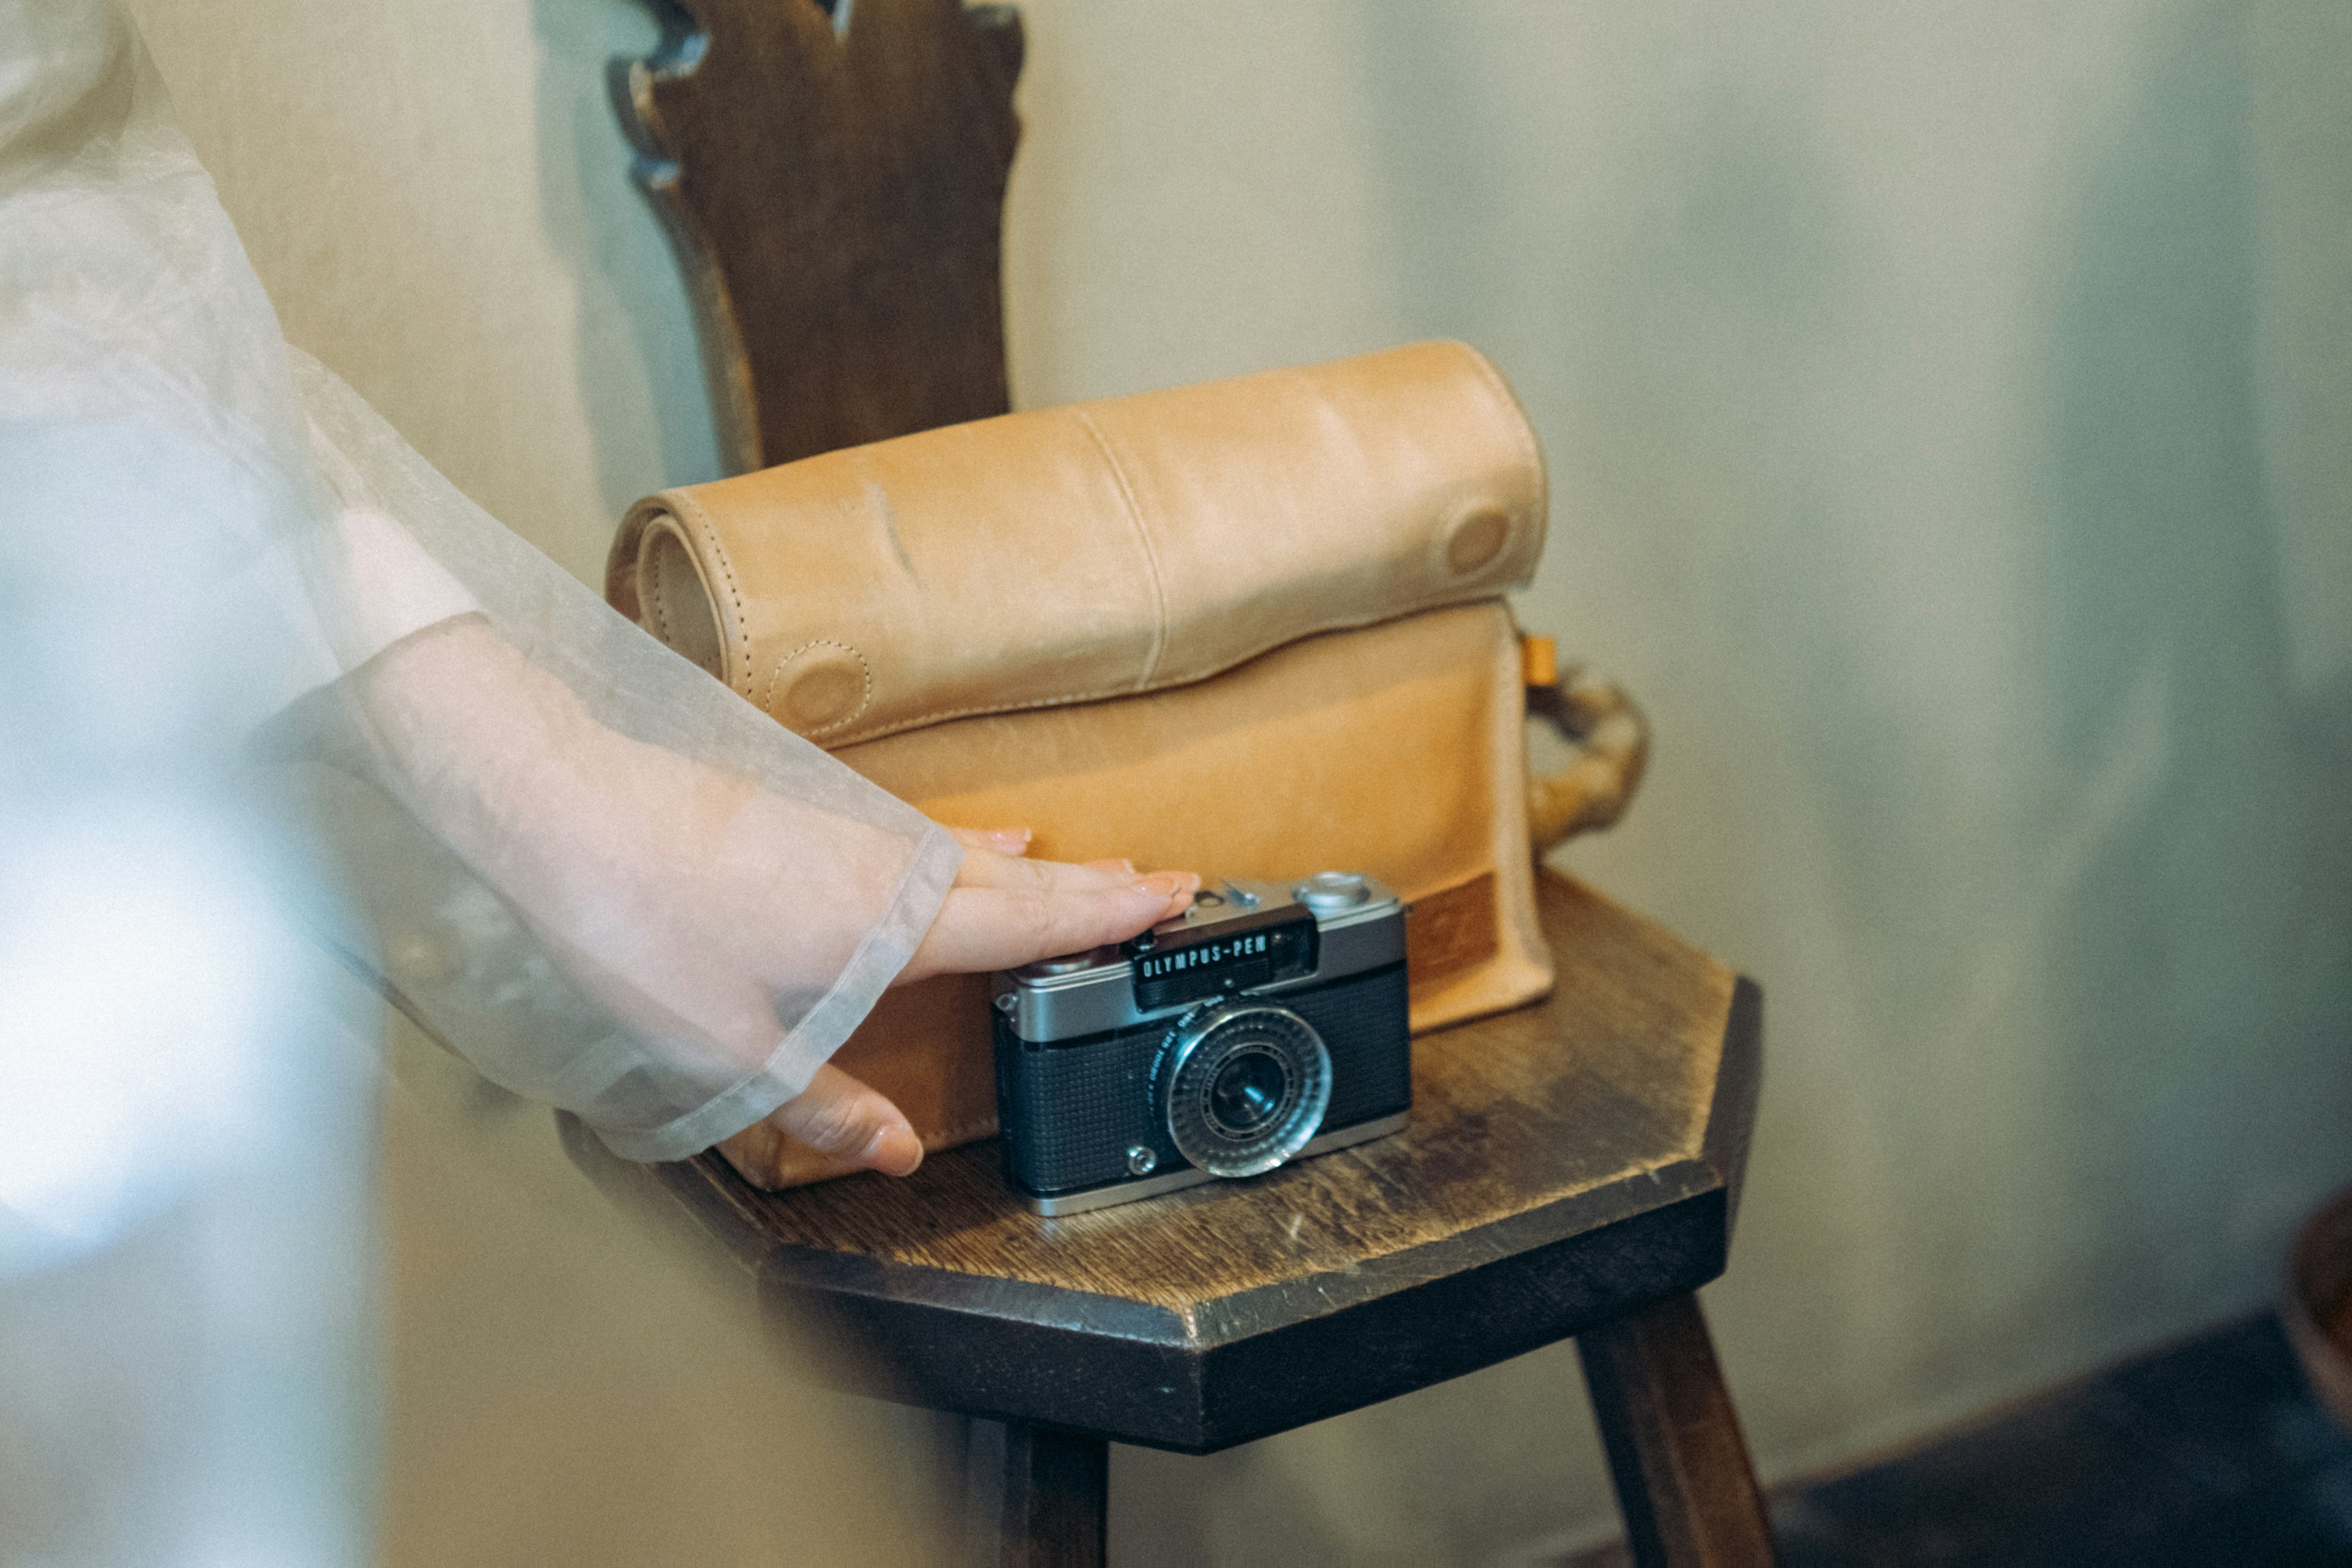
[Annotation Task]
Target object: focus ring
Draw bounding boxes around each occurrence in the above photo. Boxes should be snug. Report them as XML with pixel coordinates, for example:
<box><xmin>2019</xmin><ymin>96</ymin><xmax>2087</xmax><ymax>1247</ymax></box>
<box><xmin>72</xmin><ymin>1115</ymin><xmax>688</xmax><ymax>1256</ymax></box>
<box><xmin>1159</xmin><ymin>1001</ymin><xmax>1333</xmax><ymax>1180</ymax></box>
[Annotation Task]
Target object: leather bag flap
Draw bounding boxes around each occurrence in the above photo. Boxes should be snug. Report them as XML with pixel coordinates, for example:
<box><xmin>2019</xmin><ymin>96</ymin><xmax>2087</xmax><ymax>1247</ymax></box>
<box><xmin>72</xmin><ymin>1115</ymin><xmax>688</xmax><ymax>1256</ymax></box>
<box><xmin>609</xmin><ymin>341</ymin><xmax>1546</xmax><ymax>747</ymax></box>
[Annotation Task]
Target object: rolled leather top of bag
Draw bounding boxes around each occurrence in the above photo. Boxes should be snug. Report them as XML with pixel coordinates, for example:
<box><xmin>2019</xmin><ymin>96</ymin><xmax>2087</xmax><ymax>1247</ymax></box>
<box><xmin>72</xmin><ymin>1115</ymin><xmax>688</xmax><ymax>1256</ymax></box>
<box><xmin>608</xmin><ymin>340</ymin><xmax>1545</xmax><ymax>747</ymax></box>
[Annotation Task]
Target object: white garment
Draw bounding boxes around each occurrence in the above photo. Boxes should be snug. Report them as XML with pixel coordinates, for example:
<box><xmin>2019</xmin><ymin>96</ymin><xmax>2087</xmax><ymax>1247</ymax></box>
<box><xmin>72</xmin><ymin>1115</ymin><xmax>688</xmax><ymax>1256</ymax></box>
<box><xmin>0</xmin><ymin>2</ymin><xmax>960</xmax><ymax>1559</ymax></box>
<box><xmin>0</xmin><ymin>0</ymin><xmax>962</xmax><ymax>1166</ymax></box>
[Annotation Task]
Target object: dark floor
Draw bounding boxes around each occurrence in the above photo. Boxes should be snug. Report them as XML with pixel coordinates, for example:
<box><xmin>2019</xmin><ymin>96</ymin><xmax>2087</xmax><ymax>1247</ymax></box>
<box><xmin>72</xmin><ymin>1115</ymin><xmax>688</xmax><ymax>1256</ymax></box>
<box><xmin>1567</xmin><ymin>1313</ymin><xmax>2352</xmax><ymax>1567</ymax></box>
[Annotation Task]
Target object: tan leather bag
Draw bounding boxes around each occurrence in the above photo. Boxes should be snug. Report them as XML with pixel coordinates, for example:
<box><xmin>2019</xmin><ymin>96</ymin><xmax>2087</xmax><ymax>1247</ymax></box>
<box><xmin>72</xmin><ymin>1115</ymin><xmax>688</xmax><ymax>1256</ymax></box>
<box><xmin>608</xmin><ymin>341</ymin><xmax>1643</xmax><ymax>1184</ymax></box>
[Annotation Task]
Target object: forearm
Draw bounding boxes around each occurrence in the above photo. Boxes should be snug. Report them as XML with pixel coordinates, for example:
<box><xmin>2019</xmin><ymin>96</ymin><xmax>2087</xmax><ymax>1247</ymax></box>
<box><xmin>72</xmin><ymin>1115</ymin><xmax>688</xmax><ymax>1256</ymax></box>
<box><xmin>344</xmin><ymin>613</ymin><xmax>921</xmax><ymax>1085</ymax></box>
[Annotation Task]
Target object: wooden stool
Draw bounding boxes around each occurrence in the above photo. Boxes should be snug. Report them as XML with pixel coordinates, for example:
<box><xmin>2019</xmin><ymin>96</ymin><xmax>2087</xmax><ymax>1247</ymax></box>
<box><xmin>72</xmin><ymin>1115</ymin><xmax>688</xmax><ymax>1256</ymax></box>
<box><xmin>563</xmin><ymin>870</ymin><xmax>1771</xmax><ymax>1566</ymax></box>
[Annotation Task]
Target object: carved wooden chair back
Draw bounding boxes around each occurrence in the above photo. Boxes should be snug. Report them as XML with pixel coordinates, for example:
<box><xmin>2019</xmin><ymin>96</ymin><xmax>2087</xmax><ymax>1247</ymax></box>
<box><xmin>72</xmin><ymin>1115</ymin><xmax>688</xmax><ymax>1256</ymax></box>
<box><xmin>613</xmin><ymin>0</ymin><xmax>1026</xmax><ymax>474</ymax></box>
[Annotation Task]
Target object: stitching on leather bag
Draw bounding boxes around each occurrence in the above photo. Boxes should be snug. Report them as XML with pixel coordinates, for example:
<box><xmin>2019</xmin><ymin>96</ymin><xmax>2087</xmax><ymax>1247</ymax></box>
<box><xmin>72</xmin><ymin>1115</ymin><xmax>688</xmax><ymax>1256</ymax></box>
<box><xmin>858</xmin><ymin>673</ymin><xmax>1174</xmax><ymax>743</ymax></box>
<box><xmin>1457</xmin><ymin>345</ymin><xmax>1542</xmax><ymax>477</ymax></box>
<box><xmin>1450</xmin><ymin>343</ymin><xmax>1546</xmax><ymax>572</ymax></box>
<box><xmin>761</xmin><ymin>639</ymin><xmax>872</xmax><ymax>735</ymax></box>
<box><xmin>1071</xmin><ymin>406</ymin><xmax>1169</xmax><ymax>687</ymax></box>
<box><xmin>831</xmin><ymin>601</ymin><xmax>1505</xmax><ymax>745</ymax></box>
<box><xmin>669</xmin><ymin>491</ymin><xmax>753</xmax><ymax>690</ymax></box>
<box><xmin>643</xmin><ymin>522</ymin><xmax>674</xmax><ymax>647</ymax></box>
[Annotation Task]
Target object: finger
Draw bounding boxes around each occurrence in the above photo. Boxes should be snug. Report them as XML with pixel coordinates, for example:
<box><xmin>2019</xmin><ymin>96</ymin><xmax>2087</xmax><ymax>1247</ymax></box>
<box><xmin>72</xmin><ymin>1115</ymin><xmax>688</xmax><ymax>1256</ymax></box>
<box><xmin>898</xmin><ymin>870</ymin><xmax>1200</xmax><ymax>983</ymax></box>
<box><xmin>714</xmin><ymin>1117</ymin><xmax>790</xmax><ymax>1188</ymax></box>
<box><xmin>954</xmin><ymin>845</ymin><xmax>1142</xmax><ymax>895</ymax></box>
<box><xmin>946</xmin><ymin>826</ymin><xmax>1031</xmax><ymax>856</ymax></box>
<box><xmin>761</xmin><ymin>1063</ymin><xmax>923</xmax><ymax>1177</ymax></box>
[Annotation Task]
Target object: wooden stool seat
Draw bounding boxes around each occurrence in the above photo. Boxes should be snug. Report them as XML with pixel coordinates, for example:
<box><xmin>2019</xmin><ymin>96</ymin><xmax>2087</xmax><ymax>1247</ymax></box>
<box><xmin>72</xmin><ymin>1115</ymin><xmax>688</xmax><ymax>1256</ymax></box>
<box><xmin>563</xmin><ymin>870</ymin><xmax>1773</xmax><ymax>1564</ymax></box>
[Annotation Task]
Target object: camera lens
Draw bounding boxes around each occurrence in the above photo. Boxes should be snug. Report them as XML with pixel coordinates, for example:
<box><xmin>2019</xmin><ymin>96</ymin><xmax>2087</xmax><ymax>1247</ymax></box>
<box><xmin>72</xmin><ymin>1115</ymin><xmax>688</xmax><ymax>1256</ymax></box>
<box><xmin>1209</xmin><ymin>1049</ymin><xmax>1288</xmax><ymax>1134</ymax></box>
<box><xmin>1160</xmin><ymin>1002</ymin><xmax>1332</xmax><ymax>1180</ymax></box>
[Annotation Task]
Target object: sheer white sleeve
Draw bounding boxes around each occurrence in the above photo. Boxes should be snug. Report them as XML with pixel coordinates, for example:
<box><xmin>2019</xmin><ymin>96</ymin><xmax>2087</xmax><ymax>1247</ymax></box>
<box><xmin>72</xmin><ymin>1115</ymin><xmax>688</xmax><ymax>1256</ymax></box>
<box><xmin>0</xmin><ymin>0</ymin><xmax>964</xmax><ymax>1163</ymax></box>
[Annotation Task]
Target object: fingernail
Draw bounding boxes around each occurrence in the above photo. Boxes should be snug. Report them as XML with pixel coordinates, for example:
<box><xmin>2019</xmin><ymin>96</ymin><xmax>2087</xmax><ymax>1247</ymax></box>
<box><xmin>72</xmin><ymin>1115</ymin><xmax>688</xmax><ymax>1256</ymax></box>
<box><xmin>860</xmin><ymin>1121</ymin><xmax>924</xmax><ymax>1177</ymax></box>
<box><xmin>1136</xmin><ymin>871</ymin><xmax>1191</xmax><ymax>899</ymax></box>
<box><xmin>989</xmin><ymin>827</ymin><xmax>1033</xmax><ymax>852</ymax></box>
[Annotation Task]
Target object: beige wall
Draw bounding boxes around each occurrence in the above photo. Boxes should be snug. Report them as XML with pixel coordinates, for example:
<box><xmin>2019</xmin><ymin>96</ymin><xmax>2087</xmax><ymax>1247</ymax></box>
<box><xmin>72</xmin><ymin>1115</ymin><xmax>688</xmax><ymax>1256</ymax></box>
<box><xmin>132</xmin><ymin>0</ymin><xmax>720</xmax><ymax>587</ymax></box>
<box><xmin>135</xmin><ymin>1</ymin><xmax>2352</xmax><ymax>1562</ymax></box>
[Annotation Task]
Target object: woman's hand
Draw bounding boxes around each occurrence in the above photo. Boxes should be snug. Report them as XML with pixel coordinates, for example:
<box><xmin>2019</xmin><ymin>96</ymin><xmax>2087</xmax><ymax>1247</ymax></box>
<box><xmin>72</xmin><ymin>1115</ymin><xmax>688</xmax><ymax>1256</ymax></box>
<box><xmin>723</xmin><ymin>829</ymin><xmax>1197</xmax><ymax>1182</ymax></box>
<box><xmin>894</xmin><ymin>828</ymin><xmax>1199</xmax><ymax>986</ymax></box>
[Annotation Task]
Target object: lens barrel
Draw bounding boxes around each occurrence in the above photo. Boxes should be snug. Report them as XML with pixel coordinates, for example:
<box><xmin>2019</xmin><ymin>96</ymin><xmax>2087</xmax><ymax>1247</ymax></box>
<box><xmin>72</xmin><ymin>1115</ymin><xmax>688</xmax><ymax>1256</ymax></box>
<box><xmin>1160</xmin><ymin>1001</ymin><xmax>1333</xmax><ymax>1179</ymax></box>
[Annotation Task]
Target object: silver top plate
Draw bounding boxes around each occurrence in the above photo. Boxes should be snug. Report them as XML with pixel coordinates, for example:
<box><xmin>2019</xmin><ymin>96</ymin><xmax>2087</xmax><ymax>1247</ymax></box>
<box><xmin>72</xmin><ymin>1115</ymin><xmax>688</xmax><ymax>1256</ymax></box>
<box><xmin>992</xmin><ymin>874</ymin><xmax>1406</xmax><ymax>1042</ymax></box>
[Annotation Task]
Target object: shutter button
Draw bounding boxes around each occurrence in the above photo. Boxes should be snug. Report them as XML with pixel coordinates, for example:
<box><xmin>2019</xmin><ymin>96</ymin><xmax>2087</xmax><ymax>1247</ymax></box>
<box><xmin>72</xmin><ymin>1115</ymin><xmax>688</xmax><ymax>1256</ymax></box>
<box><xmin>1294</xmin><ymin>871</ymin><xmax>1370</xmax><ymax>911</ymax></box>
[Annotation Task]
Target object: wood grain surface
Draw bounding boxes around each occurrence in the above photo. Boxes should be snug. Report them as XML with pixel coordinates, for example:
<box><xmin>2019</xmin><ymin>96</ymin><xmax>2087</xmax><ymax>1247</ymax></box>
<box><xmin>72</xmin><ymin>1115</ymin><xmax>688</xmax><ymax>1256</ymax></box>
<box><xmin>612</xmin><ymin>0</ymin><xmax>1023</xmax><ymax>475</ymax></box>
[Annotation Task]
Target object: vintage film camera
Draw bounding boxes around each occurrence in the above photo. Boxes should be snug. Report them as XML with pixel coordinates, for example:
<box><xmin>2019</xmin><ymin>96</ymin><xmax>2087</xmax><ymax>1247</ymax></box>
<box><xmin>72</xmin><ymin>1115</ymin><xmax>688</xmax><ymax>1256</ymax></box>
<box><xmin>990</xmin><ymin>872</ymin><xmax>1412</xmax><ymax>1214</ymax></box>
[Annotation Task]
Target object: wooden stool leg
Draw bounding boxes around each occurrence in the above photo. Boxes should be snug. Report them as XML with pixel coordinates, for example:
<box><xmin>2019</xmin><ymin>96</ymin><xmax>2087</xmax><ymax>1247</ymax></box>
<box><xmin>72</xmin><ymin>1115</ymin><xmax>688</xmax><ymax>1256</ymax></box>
<box><xmin>998</xmin><ymin>1421</ymin><xmax>1107</xmax><ymax>1568</ymax></box>
<box><xmin>1577</xmin><ymin>1292</ymin><xmax>1774</xmax><ymax>1568</ymax></box>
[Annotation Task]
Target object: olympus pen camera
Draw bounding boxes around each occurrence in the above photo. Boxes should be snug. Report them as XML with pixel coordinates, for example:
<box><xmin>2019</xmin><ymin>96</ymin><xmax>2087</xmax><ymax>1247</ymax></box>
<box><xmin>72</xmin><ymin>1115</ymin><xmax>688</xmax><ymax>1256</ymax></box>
<box><xmin>989</xmin><ymin>872</ymin><xmax>1411</xmax><ymax>1214</ymax></box>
